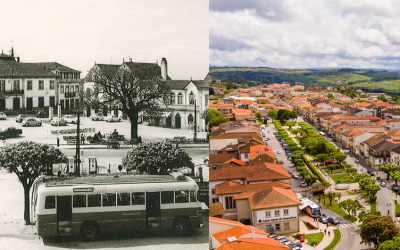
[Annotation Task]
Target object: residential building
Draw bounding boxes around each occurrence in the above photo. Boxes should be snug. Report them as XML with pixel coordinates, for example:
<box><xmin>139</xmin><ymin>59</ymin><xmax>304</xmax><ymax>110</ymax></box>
<box><xmin>210</xmin><ymin>103</ymin><xmax>234</xmax><ymax>117</ymax></box>
<box><xmin>369</xmin><ymin>140</ymin><xmax>400</xmax><ymax>170</ymax></box>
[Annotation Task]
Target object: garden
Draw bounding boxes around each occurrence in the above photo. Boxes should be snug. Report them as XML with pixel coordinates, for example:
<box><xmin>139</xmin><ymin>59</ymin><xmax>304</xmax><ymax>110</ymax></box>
<box><xmin>305</xmin><ymin>232</ymin><xmax>324</xmax><ymax>247</ymax></box>
<box><xmin>330</xmin><ymin>174</ymin><xmax>356</xmax><ymax>184</ymax></box>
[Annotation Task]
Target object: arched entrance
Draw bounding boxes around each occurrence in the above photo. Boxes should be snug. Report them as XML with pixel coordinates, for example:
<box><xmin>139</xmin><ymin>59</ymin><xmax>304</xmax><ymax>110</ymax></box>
<box><xmin>175</xmin><ymin>113</ymin><xmax>181</xmax><ymax>128</ymax></box>
<box><xmin>166</xmin><ymin>115</ymin><xmax>172</xmax><ymax>128</ymax></box>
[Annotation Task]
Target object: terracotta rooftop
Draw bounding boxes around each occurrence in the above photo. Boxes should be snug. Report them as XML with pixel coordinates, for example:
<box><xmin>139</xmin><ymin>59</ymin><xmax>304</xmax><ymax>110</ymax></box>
<box><xmin>210</xmin><ymin>154</ymin><xmax>237</xmax><ymax>164</ymax></box>
<box><xmin>215</xmin><ymin>180</ymin><xmax>291</xmax><ymax>195</ymax></box>
<box><xmin>213</xmin><ymin>226</ymin><xmax>270</xmax><ymax>244</ymax></box>
<box><xmin>209</xmin><ymin>202</ymin><xmax>225</xmax><ymax>217</ymax></box>
<box><xmin>209</xmin><ymin>216</ymin><xmax>243</xmax><ymax>226</ymax></box>
<box><xmin>211</xmin><ymin>132</ymin><xmax>261</xmax><ymax>140</ymax></box>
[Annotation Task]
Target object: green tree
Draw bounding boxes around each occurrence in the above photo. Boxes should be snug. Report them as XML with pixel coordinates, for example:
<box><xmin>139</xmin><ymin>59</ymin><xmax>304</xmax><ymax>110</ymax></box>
<box><xmin>209</xmin><ymin>87</ymin><xmax>215</xmax><ymax>95</ymax></box>
<box><xmin>277</xmin><ymin>109</ymin><xmax>292</xmax><ymax>123</ymax></box>
<box><xmin>209</xmin><ymin>109</ymin><xmax>229</xmax><ymax>128</ymax></box>
<box><xmin>378</xmin><ymin>94</ymin><xmax>387</xmax><ymax>102</ymax></box>
<box><xmin>340</xmin><ymin>198</ymin><xmax>363</xmax><ymax>218</ymax></box>
<box><xmin>347</xmin><ymin>168</ymin><xmax>358</xmax><ymax>176</ymax></box>
<box><xmin>358</xmin><ymin>210</ymin><xmax>381</xmax><ymax>222</ymax></box>
<box><xmin>315</xmin><ymin>154</ymin><xmax>329</xmax><ymax>167</ymax></box>
<box><xmin>122</xmin><ymin>142</ymin><xmax>195</xmax><ymax>175</ymax></box>
<box><xmin>290</xmin><ymin>109</ymin><xmax>298</xmax><ymax>120</ymax></box>
<box><xmin>359</xmin><ymin>176</ymin><xmax>374</xmax><ymax>190</ymax></box>
<box><xmin>366</xmin><ymin>184</ymin><xmax>381</xmax><ymax>196</ymax></box>
<box><xmin>286</xmin><ymin>121</ymin><xmax>296</xmax><ymax>129</ymax></box>
<box><xmin>316</xmin><ymin>182</ymin><xmax>332</xmax><ymax>194</ymax></box>
<box><xmin>260</xmin><ymin>100</ymin><xmax>267</xmax><ymax>104</ymax></box>
<box><xmin>304</xmin><ymin>174</ymin><xmax>318</xmax><ymax>186</ymax></box>
<box><xmin>256</xmin><ymin>112</ymin><xmax>262</xmax><ymax>119</ymax></box>
<box><xmin>360</xmin><ymin>214</ymin><xmax>399</xmax><ymax>248</ymax></box>
<box><xmin>378</xmin><ymin>236</ymin><xmax>400</xmax><ymax>250</ymax></box>
<box><xmin>327</xmin><ymin>92</ymin><xmax>334</xmax><ymax>99</ymax></box>
<box><xmin>0</xmin><ymin>142</ymin><xmax>67</xmax><ymax>224</ymax></box>
<box><xmin>380</xmin><ymin>164</ymin><xmax>398</xmax><ymax>180</ymax></box>
<box><xmin>226</xmin><ymin>82</ymin><xmax>234</xmax><ymax>90</ymax></box>
<box><xmin>391</xmin><ymin>171</ymin><xmax>400</xmax><ymax>186</ymax></box>
<box><xmin>268</xmin><ymin>109</ymin><xmax>277</xmax><ymax>120</ymax></box>
<box><xmin>327</xmin><ymin>164</ymin><xmax>336</xmax><ymax>174</ymax></box>
<box><xmin>327</xmin><ymin>191</ymin><xmax>339</xmax><ymax>206</ymax></box>
<box><xmin>333</xmin><ymin>152</ymin><xmax>347</xmax><ymax>167</ymax></box>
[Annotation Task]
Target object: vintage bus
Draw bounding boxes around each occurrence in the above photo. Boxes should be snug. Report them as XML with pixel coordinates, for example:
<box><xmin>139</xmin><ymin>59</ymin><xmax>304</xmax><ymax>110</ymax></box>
<box><xmin>34</xmin><ymin>175</ymin><xmax>204</xmax><ymax>241</ymax></box>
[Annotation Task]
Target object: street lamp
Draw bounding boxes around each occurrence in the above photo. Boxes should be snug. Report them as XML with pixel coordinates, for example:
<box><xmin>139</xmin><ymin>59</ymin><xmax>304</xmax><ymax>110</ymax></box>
<box><xmin>57</xmin><ymin>103</ymin><xmax>61</xmax><ymax>147</ymax></box>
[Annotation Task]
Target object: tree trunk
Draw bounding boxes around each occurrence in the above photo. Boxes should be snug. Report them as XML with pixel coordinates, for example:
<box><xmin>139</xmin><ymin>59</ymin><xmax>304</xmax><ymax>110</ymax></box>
<box><xmin>23</xmin><ymin>186</ymin><xmax>31</xmax><ymax>225</ymax></box>
<box><xmin>128</xmin><ymin>112</ymin><xmax>139</xmax><ymax>139</ymax></box>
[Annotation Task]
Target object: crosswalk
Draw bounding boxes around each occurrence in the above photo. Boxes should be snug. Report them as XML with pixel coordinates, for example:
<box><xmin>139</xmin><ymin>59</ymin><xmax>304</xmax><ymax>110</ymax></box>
<box><xmin>338</xmin><ymin>223</ymin><xmax>358</xmax><ymax>229</ymax></box>
<box><xmin>293</xmin><ymin>188</ymin><xmax>309</xmax><ymax>192</ymax></box>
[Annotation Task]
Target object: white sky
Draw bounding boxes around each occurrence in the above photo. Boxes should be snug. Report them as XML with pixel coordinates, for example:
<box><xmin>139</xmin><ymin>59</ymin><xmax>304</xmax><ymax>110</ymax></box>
<box><xmin>210</xmin><ymin>0</ymin><xmax>400</xmax><ymax>69</ymax></box>
<box><xmin>0</xmin><ymin>0</ymin><xmax>209</xmax><ymax>79</ymax></box>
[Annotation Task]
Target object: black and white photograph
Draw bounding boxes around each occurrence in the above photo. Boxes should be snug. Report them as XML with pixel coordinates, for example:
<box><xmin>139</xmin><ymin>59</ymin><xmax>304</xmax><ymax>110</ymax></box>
<box><xmin>0</xmin><ymin>0</ymin><xmax>209</xmax><ymax>249</ymax></box>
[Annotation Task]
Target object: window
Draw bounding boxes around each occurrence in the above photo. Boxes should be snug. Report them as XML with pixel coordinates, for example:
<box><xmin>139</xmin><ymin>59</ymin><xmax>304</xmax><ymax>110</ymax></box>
<box><xmin>117</xmin><ymin>193</ymin><xmax>130</xmax><ymax>206</ymax></box>
<box><xmin>45</xmin><ymin>196</ymin><xmax>55</xmax><ymax>209</ymax></box>
<box><xmin>88</xmin><ymin>194</ymin><xmax>101</xmax><ymax>207</ymax></box>
<box><xmin>190</xmin><ymin>190</ymin><xmax>196</xmax><ymax>202</ymax></box>
<box><xmin>284</xmin><ymin>209</ymin><xmax>289</xmax><ymax>216</ymax></box>
<box><xmin>178</xmin><ymin>93</ymin><xmax>183</xmax><ymax>104</ymax></box>
<box><xmin>284</xmin><ymin>222</ymin><xmax>289</xmax><ymax>230</ymax></box>
<box><xmin>170</xmin><ymin>93</ymin><xmax>175</xmax><ymax>104</ymax></box>
<box><xmin>225</xmin><ymin>196</ymin><xmax>236</xmax><ymax>209</ymax></box>
<box><xmin>65</xmin><ymin>86</ymin><xmax>69</xmax><ymax>93</ymax></box>
<box><xmin>212</xmin><ymin>189</ymin><xmax>215</xmax><ymax>194</ymax></box>
<box><xmin>175</xmin><ymin>190</ymin><xmax>189</xmax><ymax>203</ymax></box>
<box><xmin>189</xmin><ymin>91</ymin><xmax>195</xmax><ymax>105</ymax></box>
<box><xmin>188</xmin><ymin>114</ymin><xmax>194</xmax><ymax>125</ymax></box>
<box><xmin>275</xmin><ymin>223</ymin><xmax>281</xmax><ymax>231</ymax></box>
<box><xmin>161</xmin><ymin>191</ymin><xmax>174</xmax><ymax>204</ymax></box>
<box><xmin>75</xmin><ymin>85</ymin><xmax>79</xmax><ymax>92</ymax></box>
<box><xmin>102</xmin><ymin>193</ymin><xmax>116</xmax><ymax>206</ymax></box>
<box><xmin>70</xmin><ymin>85</ymin><xmax>74</xmax><ymax>93</ymax></box>
<box><xmin>245</xmin><ymin>153</ymin><xmax>249</xmax><ymax>158</ymax></box>
<box><xmin>0</xmin><ymin>80</ymin><xmax>5</xmax><ymax>91</ymax></box>
<box><xmin>266</xmin><ymin>225</ymin><xmax>272</xmax><ymax>232</ymax></box>
<box><xmin>39</xmin><ymin>80</ymin><xmax>44</xmax><ymax>90</ymax></box>
<box><xmin>265</xmin><ymin>211</ymin><xmax>271</xmax><ymax>218</ymax></box>
<box><xmin>49</xmin><ymin>80</ymin><xmax>55</xmax><ymax>90</ymax></box>
<box><xmin>73</xmin><ymin>195</ymin><xmax>86</xmax><ymax>208</ymax></box>
<box><xmin>275</xmin><ymin>210</ymin><xmax>280</xmax><ymax>217</ymax></box>
<box><xmin>27</xmin><ymin>80</ymin><xmax>32</xmax><ymax>90</ymax></box>
<box><xmin>13</xmin><ymin>80</ymin><xmax>20</xmax><ymax>90</ymax></box>
<box><xmin>132</xmin><ymin>192</ymin><xmax>145</xmax><ymax>205</ymax></box>
<box><xmin>212</xmin><ymin>198</ymin><xmax>219</xmax><ymax>203</ymax></box>
<box><xmin>60</xmin><ymin>85</ymin><xmax>64</xmax><ymax>94</ymax></box>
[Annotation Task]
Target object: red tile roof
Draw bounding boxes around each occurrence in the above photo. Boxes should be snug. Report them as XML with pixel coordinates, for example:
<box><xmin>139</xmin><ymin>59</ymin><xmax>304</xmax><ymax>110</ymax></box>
<box><xmin>209</xmin><ymin>216</ymin><xmax>244</xmax><ymax>226</ymax></box>
<box><xmin>216</xmin><ymin>238</ymin><xmax>289</xmax><ymax>250</ymax></box>
<box><xmin>224</xmin><ymin>158</ymin><xmax>247</xmax><ymax>166</ymax></box>
<box><xmin>216</xmin><ymin>180</ymin><xmax>291</xmax><ymax>195</ymax></box>
<box><xmin>213</xmin><ymin>225</ymin><xmax>270</xmax><ymax>244</ymax></box>
<box><xmin>210</xmin><ymin>154</ymin><xmax>237</xmax><ymax>164</ymax></box>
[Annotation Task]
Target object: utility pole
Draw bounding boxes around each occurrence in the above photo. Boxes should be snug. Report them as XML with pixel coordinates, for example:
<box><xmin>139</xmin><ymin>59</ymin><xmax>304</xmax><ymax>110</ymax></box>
<box><xmin>75</xmin><ymin>111</ymin><xmax>81</xmax><ymax>177</ymax></box>
<box><xmin>194</xmin><ymin>99</ymin><xmax>197</xmax><ymax>142</ymax></box>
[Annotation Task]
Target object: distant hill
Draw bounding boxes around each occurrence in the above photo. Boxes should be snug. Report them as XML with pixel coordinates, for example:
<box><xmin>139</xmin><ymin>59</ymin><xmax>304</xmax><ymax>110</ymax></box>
<box><xmin>209</xmin><ymin>67</ymin><xmax>400</xmax><ymax>94</ymax></box>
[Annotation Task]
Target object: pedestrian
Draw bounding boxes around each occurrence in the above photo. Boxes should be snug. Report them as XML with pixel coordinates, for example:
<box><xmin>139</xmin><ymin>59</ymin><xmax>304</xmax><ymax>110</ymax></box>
<box><xmin>388</xmin><ymin>210</ymin><xmax>390</xmax><ymax>215</ymax></box>
<box><xmin>387</xmin><ymin>201</ymin><xmax>389</xmax><ymax>206</ymax></box>
<box><xmin>324</xmin><ymin>229</ymin><xmax>326</xmax><ymax>235</ymax></box>
<box><xmin>324</xmin><ymin>199</ymin><xmax>325</xmax><ymax>205</ymax></box>
<box><xmin>328</xmin><ymin>231</ymin><xmax>330</xmax><ymax>237</ymax></box>
<box><xmin>390</xmin><ymin>201</ymin><xmax>392</xmax><ymax>206</ymax></box>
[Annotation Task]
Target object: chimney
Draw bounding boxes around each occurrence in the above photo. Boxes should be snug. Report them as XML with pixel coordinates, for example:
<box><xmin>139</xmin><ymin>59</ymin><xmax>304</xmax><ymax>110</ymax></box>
<box><xmin>161</xmin><ymin>57</ymin><xmax>168</xmax><ymax>80</ymax></box>
<box><xmin>252</xmin><ymin>227</ymin><xmax>255</xmax><ymax>239</ymax></box>
<box><xmin>129</xmin><ymin>57</ymin><xmax>132</xmax><ymax>62</ymax></box>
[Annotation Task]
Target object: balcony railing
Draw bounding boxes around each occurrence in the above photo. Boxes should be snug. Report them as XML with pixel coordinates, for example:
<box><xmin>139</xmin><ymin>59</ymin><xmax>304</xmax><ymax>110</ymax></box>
<box><xmin>370</xmin><ymin>152</ymin><xmax>391</xmax><ymax>157</ymax></box>
<box><xmin>0</xmin><ymin>90</ymin><xmax>24</xmax><ymax>96</ymax></box>
<box><xmin>64</xmin><ymin>92</ymin><xmax>77</xmax><ymax>98</ymax></box>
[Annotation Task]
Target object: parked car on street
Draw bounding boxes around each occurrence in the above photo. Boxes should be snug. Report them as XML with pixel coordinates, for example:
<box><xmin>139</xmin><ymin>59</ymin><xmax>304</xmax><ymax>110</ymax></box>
<box><xmin>15</xmin><ymin>114</ymin><xmax>28</xmax><ymax>123</ymax></box>
<box><xmin>300</xmin><ymin>182</ymin><xmax>307</xmax><ymax>187</ymax></box>
<box><xmin>0</xmin><ymin>112</ymin><xmax>6</xmax><ymax>120</ymax></box>
<box><xmin>63</xmin><ymin>115</ymin><xmax>78</xmax><ymax>124</ymax></box>
<box><xmin>0</xmin><ymin>126</ymin><xmax>22</xmax><ymax>140</ymax></box>
<box><xmin>90</xmin><ymin>113</ymin><xmax>105</xmax><ymax>121</ymax></box>
<box><xmin>367</xmin><ymin>170</ymin><xmax>375</xmax><ymax>176</ymax></box>
<box><xmin>328</xmin><ymin>217</ymin><xmax>340</xmax><ymax>225</ymax></box>
<box><xmin>380</xmin><ymin>182</ymin><xmax>386</xmax><ymax>187</ymax></box>
<box><xmin>50</xmin><ymin>117</ymin><xmax>68</xmax><ymax>126</ymax></box>
<box><xmin>36</xmin><ymin>110</ymin><xmax>48</xmax><ymax>118</ymax></box>
<box><xmin>106</xmin><ymin>115</ymin><xmax>122</xmax><ymax>122</ymax></box>
<box><xmin>267</xmin><ymin>130</ymin><xmax>270</xmax><ymax>133</ymax></box>
<box><xmin>319</xmin><ymin>214</ymin><xmax>330</xmax><ymax>224</ymax></box>
<box><xmin>21</xmin><ymin>117</ymin><xmax>42</xmax><ymax>127</ymax></box>
<box><xmin>287</xmin><ymin>170</ymin><xmax>292</xmax><ymax>174</ymax></box>
<box><xmin>277</xmin><ymin>150</ymin><xmax>281</xmax><ymax>154</ymax></box>
<box><xmin>392</xmin><ymin>186</ymin><xmax>399</xmax><ymax>192</ymax></box>
<box><xmin>291</xmin><ymin>173</ymin><xmax>300</xmax><ymax>179</ymax></box>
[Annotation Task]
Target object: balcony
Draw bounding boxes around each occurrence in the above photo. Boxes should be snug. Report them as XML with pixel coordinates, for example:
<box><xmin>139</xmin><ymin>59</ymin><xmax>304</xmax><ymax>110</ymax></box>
<box><xmin>64</xmin><ymin>92</ymin><xmax>77</xmax><ymax>98</ymax></box>
<box><xmin>1</xmin><ymin>90</ymin><xmax>24</xmax><ymax>96</ymax></box>
<box><xmin>59</xmin><ymin>78</ymin><xmax>79</xmax><ymax>83</ymax></box>
<box><xmin>370</xmin><ymin>151</ymin><xmax>391</xmax><ymax>157</ymax></box>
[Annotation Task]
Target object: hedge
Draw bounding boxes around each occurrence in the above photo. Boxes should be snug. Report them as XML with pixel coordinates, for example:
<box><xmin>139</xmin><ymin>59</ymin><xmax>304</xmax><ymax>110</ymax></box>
<box><xmin>303</xmin><ymin>154</ymin><xmax>328</xmax><ymax>183</ymax></box>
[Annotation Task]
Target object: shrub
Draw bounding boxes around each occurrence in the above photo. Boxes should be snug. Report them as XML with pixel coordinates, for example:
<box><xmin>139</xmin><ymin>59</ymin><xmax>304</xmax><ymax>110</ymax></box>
<box><xmin>293</xmin><ymin>233</ymin><xmax>300</xmax><ymax>240</ymax></box>
<box><xmin>310</xmin><ymin>239</ymin><xmax>318</xmax><ymax>247</ymax></box>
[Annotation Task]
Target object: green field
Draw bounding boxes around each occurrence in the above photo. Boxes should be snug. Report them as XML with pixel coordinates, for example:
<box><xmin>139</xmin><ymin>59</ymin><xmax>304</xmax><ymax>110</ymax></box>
<box><xmin>330</xmin><ymin>174</ymin><xmax>356</xmax><ymax>184</ymax></box>
<box><xmin>305</xmin><ymin>232</ymin><xmax>324</xmax><ymax>246</ymax></box>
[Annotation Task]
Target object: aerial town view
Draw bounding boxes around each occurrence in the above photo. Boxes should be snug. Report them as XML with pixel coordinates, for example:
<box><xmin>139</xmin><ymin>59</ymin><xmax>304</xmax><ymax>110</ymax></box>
<box><xmin>209</xmin><ymin>1</ymin><xmax>400</xmax><ymax>250</ymax></box>
<box><xmin>0</xmin><ymin>0</ymin><xmax>209</xmax><ymax>250</ymax></box>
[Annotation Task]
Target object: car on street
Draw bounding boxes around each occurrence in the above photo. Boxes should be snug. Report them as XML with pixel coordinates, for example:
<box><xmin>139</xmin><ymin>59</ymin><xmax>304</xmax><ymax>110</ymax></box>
<box><xmin>291</xmin><ymin>173</ymin><xmax>300</xmax><ymax>179</ymax></box>
<box><xmin>344</xmin><ymin>150</ymin><xmax>349</xmax><ymax>155</ymax></box>
<box><xmin>36</xmin><ymin>110</ymin><xmax>48</xmax><ymax>118</ymax></box>
<box><xmin>392</xmin><ymin>186</ymin><xmax>399</xmax><ymax>192</ymax></box>
<box><xmin>328</xmin><ymin>217</ymin><xmax>340</xmax><ymax>225</ymax></box>
<box><xmin>267</xmin><ymin>130</ymin><xmax>270</xmax><ymax>133</ymax></box>
<box><xmin>50</xmin><ymin>117</ymin><xmax>68</xmax><ymax>126</ymax></box>
<box><xmin>300</xmin><ymin>182</ymin><xmax>307</xmax><ymax>187</ymax></box>
<box><xmin>276</xmin><ymin>236</ymin><xmax>286</xmax><ymax>241</ymax></box>
<box><xmin>319</xmin><ymin>214</ymin><xmax>330</xmax><ymax>224</ymax></box>
<box><xmin>15</xmin><ymin>114</ymin><xmax>28</xmax><ymax>123</ymax></box>
<box><xmin>367</xmin><ymin>170</ymin><xmax>375</xmax><ymax>176</ymax></box>
<box><xmin>90</xmin><ymin>113</ymin><xmax>105</xmax><ymax>121</ymax></box>
<box><xmin>267</xmin><ymin>137</ymin><xmax>270</xmax><ymax>140</ymax></box>
<box><xmin>106</xmin><ymin>115</ymin><xmax>122</xmax><ymax>122</ymax></box>
<box><xmin>287</xmin><ymin>170</ymin><xmax>292</xmax><ymax>174</ymax></box>
<box><xmin>63</xmin><ymin>115</ymin><xmax>78</xmax><ymax>124</ymax></box>
<box><xmin>0</xmin><ymin>126</ymin><xmax>22</xmax><ymax>140</ymax></box>
<box><xmin>381</xmin><ymin>182</ymin><xmax>386</xmax><ymax>187</ymax></box>
<box><xmin>287</xmin><ymin>243</ymin><xmax>303</xmax><ymax>249</ymax></box>
<box><xmin>268</xmin><ymin>235</ymin><xmax>279</xmax><ymax>240</ymax></box>
<box><xmin>355</xmin><ymin>160</ymin><xmax>360</xmax><ymax>164</ymax></box>
<box><xmin>0</xmin><ymin>112</ymin><xmax>6</xmax><ymax>120</ymax></box>
<box><xmin>277</xmin><ymin>150</ymin><xmax>281</xmax><ymax>154</ymax></box>
<box><xmin>21</xmin><ymin>117</ymin><xmax>42</xmax><ymax>127</ymax></box>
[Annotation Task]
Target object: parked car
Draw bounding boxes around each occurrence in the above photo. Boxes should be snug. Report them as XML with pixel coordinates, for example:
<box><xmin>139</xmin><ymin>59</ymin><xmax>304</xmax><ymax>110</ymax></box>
<box><xmin>0</xmin><ymin>112</ymin><xmax>6</xmax><ymax>120</ymax></box>
<box><xmin>328</xmin><ymin>217</ymin><xmax>340</xmax><ymax>225</ymax></box>
<box><xmin>50</xmin><ymin>117</ymin><xmax>68</xmax><ymax>126</ymax></box>
<box><xmin>291</xmin><ymin>173</ymin><xmax>300</xmax><ymax>179</ymax></box>
<box><xmin>0</xmin><ymin>126</ymin><xmax>22</xmax><ymax>140</ymax></box>
<box><xmin>367</xmin><ymin>170</ymin><xmax>375</xmax><ymax>176</ymax></box>
<box><xmin>63</xmin><ymin>115</ymin><xmax>78</xmax><ymax>124</ymax></box>
<box><xmin>392</xmin><ymin>186</ymin><xmax>399</xmax><ymax>192</ymax></box>
<box><xmin>319</xmin><ymin>214</ymin><xmax>330</xmax><ymax>224</ymax></box>
<box><xmin>90</xmin><ymin>113</ymin><xmax>105</xmax><ymax>121</ymax></box>
<box><xmin>300</xmin><ymin>182</ymin><xmax>307</xmax><ymax>187</ymax></box>
<box><xmin>276</xmin><ymin>236</ymin><xmax>286</xmax><ymax>241</ymax></box>
<box><xmin>287</xmin><ymin>170</ymin><xmax>292</xmax><ymax>174</ymax></box>
<box><xmin>106</xmin><ymin>115</ymin><xmax>122</xmax><ymax>122</ymax></box>
<box><xmin>15</xmin><ymin>114</ymin><xmax>28</xmax><ymax>123</ymax></box>
<box><xmin>380</xmin><ymin>182</ymin><xmax>386</xmax><ymax>187</ymax></box>
<box><xmin>355</xmin><ymin>160</ymin><xmax>360</xmax><ymax>164</ymax></box>
<box><xmin>344</xmin><ymin>151</ymin><xmax>349</xmax><ymax>155</ymax></box>
<box><xmin>287</xmin><ymin>243</ymin><xmax>302</xmax><ymax>249</ymax></box>
<box><xmin>277</xmin><ymin>150</ymin><xmax>281</xmax><ymax>154</ymax></box>
<box><xmin>269</xmin><ymin>235</ymin><xmax>279</xmax><ymax>240</ymax></box>
<box><xmin>21</xmin><ymin>117</ymin><xmax>42</xmax><ymax>127</ymax></box>
<box><xmin>36</xmin><ymin>110</ymin><xmax>48</xmax><ymax>118</ymax></box>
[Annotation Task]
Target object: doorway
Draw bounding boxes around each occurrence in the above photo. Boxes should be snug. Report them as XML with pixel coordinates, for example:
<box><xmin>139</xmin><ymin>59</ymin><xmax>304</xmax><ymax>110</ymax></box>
<box><xmin>146</xmin><ymin>192</ymin><xmax>161</xmax><ymax>230</ymax></box>
<box><xmin>57</xmin><ymin>195</ymin><xmax>72</xmax><ymax>235</ymax></box>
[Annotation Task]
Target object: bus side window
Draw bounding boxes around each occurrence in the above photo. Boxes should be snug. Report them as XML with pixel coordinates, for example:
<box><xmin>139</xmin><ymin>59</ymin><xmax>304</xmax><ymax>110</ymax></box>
<box><xmin>103</xmin><ymin>193</ymin><xmax>116</xmax><ymax>206</ymax></box>
<box><xmin>161</xmin><ymin>191</ymin><xmax>174</xmax><ymax>204</ymax></box>
<box><xmin>117</xmin><ymin>193</ymin><xmax>130</xmax><ymax>206</ymax></box>
<box><xmin>132</xmin><ymin>192</ymin><xmax>145</xmax><ymax>205</ymax></box>
<box><xmin>45</xmin><ymin>196</ymin><xmax>56</xmax><ymax>209</ymax></box>
<box><xmin>73</xmin><ymin>195</ymin><xmax>87</xmax><ymax>208</ymax></box>
<box><xmin>190</xmin><ymin>190</ymin><xmax>196</xmax><ymax>202</ymax></box>
<box><xmin>88</xmin><ymin>194</ymin><xmax>101</xmax><ymax>207</ymax></box>
<box><xmin>175</xmin><ymin>190</ymin><xmax>189</xmax><ymax>203</ymax></box>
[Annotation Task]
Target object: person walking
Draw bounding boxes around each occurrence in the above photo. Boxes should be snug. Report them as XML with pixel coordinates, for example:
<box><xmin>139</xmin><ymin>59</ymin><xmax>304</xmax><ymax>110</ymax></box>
<box><xmin>324</xmin><ymin>229</ymin><xmax>326</xmax><ymax>235</ymax></box>
<box><xmin>388</xmin><ymin>210</ymin><xmax>390</xmax><ymax>215</ymax></box>
<box><xmin>324</xmin><ymin>199</ymin><xmax>325</xmax><ymax>205</ymax></box>
<box><xmin>390</xmin><ymin>201</ymin><xmax>392</xmax><ymax>206</ymax></box>
<box><xmin>387</xmin><ymin>201</ymin><xmax>389</xmax><ymax>206</ymax></box>
<box><xmin>328</xmin><ymin>231</ymin><xmax>330</xmax><ymax>237</ymax></box>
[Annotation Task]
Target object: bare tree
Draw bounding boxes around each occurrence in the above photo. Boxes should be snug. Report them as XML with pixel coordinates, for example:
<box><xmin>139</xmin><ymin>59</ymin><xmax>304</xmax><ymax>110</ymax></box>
<box><xmin>85</xmin><ymin>63</ymin><xmax>171</xmax><ymax>139</ymax></box>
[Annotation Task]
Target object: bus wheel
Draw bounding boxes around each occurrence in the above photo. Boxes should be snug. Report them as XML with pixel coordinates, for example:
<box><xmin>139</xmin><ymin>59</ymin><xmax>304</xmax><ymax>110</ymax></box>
<box><xmin>81</xmin><ymin>222</ymin><xmax>100</xmax><ymax>241</ymax></box>
<box><xmin>173</xmin><ymin>218</ymin><xmax>191</xmax><ymax>236</ymax></box>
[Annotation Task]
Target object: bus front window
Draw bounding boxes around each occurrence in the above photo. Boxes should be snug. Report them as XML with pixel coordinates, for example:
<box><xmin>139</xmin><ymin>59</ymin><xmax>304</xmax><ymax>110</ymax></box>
<box><xmin>312</xmin><ymin>208</ymin><xmax>320</xmax><ymax>215</ymax></box>
<box><xmin>190</xmin><ymin>190</ymin><xmax>196</xmax><ymax>202</ymax></box>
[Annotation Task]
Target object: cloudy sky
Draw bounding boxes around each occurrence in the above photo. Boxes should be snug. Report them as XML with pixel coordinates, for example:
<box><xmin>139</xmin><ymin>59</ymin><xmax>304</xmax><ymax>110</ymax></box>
<box><xmin>0</xmin><ymin>0</ymin><xmax>208</xmax><ymax>79</ymax></box>
<box><xmin>210</xmin><ymin>0</ymin><xmax>400</xmax><ymax>69</ymax></box>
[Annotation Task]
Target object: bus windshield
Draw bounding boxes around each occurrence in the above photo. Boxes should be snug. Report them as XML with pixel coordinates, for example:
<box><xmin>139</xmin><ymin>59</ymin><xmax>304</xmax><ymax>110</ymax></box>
<box><xmin>312</xmin><ymin>208</ymin><xmax>320</xmax><ymax>214</ymax></box>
